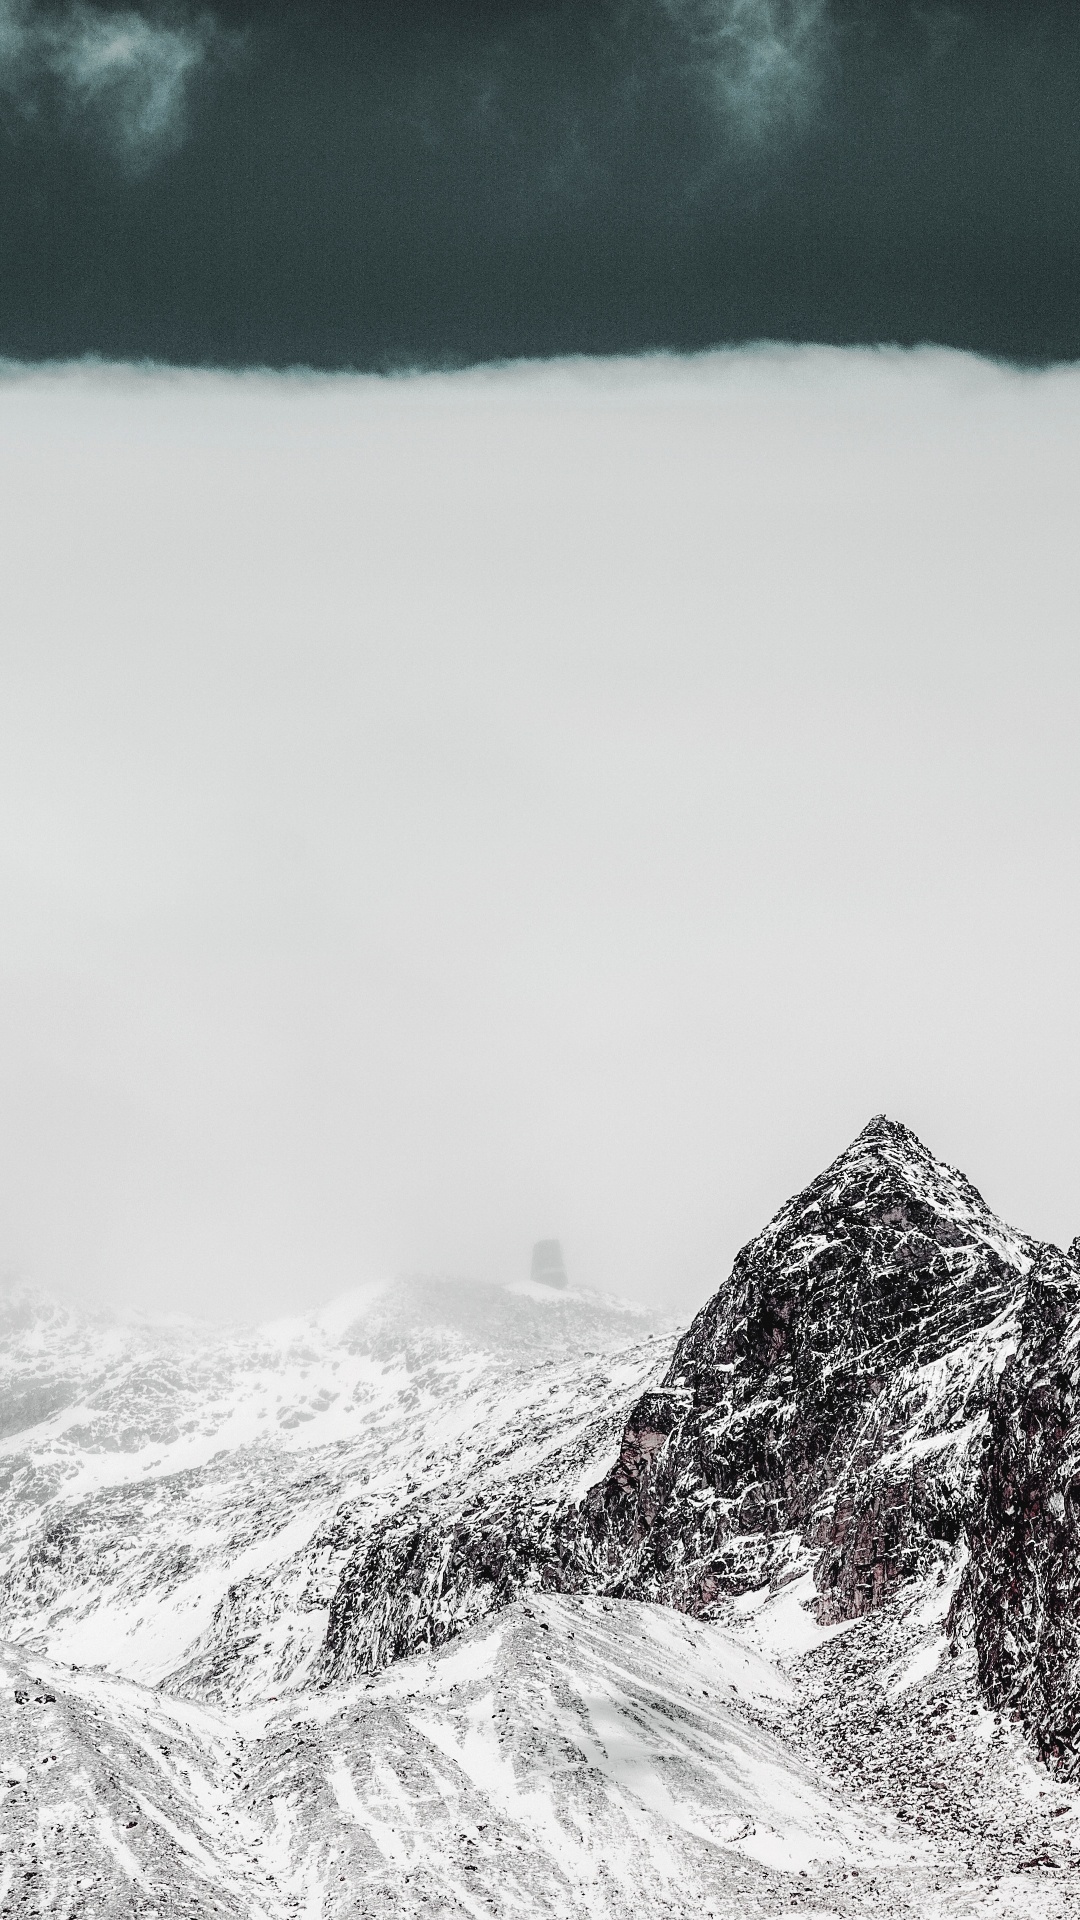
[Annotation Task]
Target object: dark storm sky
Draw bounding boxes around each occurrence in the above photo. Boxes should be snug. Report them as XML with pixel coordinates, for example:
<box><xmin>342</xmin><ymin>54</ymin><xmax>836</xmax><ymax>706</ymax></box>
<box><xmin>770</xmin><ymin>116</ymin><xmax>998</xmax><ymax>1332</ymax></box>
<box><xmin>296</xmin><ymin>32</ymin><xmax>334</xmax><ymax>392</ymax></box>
<box><xmin>2</xmin><ymin>2</ymin><xmax>1079</xmax><ymax>367</ymax></box>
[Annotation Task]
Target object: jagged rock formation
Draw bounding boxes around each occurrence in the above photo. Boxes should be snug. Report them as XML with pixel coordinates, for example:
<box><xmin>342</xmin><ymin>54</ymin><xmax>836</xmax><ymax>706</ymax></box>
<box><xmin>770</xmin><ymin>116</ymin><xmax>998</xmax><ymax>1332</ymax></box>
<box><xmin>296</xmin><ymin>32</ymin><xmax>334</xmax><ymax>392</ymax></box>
<box><xmin>322</xmin><ymin>1117</ymin><xmax>1037</xmax><ymax>1677</ymax></box>
<box><xmin>582</xmin><ymin>1114</ymin><xmax>1031</xmax><ymax>1620</ymax></box>
<box><xmin>959</xmin><ymin>1244</ymin><xmax>1080</xmax><ymax>1776</ymax></box>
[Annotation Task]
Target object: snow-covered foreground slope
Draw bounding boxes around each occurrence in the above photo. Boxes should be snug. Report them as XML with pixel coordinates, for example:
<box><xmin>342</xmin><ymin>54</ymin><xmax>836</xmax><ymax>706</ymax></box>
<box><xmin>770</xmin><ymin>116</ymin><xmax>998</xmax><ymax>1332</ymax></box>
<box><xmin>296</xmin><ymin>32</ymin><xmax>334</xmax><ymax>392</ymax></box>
<box><xmin>0</xmin><ymin>1276</ymin><xmax>670</xmax><ymax>1702</ymax></box>
<box><xmin>5</xmin><ymin>1587</ymin><xmax>1079</xmax><ymax>1920</ymax></box>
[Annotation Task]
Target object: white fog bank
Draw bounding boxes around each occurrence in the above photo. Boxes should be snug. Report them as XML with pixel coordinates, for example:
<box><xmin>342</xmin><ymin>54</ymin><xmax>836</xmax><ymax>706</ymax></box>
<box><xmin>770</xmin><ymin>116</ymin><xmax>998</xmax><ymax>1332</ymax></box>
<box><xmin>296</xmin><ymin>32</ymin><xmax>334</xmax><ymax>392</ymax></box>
<box><xmin>1</xmin><ymin>347</ymin><xmax>1078</xmax><ymax>1320</ymax></box>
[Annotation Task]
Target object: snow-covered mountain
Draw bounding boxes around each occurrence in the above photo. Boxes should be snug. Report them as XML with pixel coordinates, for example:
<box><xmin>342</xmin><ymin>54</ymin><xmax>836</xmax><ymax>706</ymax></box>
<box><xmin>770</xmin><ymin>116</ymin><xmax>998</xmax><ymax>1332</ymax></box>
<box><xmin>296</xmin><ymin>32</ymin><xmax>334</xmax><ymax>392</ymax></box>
<box><xmin>3</xmin><ymin>1117</ymin><xmax>1080</xmax><ymax>1917</ymax></box>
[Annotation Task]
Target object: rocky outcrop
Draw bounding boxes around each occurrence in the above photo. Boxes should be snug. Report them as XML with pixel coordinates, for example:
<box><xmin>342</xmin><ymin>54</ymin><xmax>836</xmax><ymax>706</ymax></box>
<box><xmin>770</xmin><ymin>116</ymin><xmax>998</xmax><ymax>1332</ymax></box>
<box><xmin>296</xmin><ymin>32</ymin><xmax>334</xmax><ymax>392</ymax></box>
<box><xmin>958</xmin><ymin>1245</ymin><xmax>1080</xmax><ymax>1776</ymax></box>
<box><xmin>321</xmin><ymin>1472</ymin><xmax>573</xmax><ymax>1680</ymax></box>
<box><xmin>320</xmin><ymin>1117</ymin><xmax>1037</xmax><ymax>1677</ymax></box>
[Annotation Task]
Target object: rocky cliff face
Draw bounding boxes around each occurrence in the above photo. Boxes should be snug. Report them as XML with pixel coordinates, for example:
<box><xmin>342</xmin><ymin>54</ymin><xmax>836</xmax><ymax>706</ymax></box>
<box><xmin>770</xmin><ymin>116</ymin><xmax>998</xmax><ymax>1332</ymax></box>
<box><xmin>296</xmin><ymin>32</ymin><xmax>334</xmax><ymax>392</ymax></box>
<box><xmin>959</xmin><ymin>1243</ymin><xmax>1080</xmax><ymax>1777</ymax></box>
<box><xmin>321</xmin><ymin>1117</ymin><xmax>1039</xmax><ymax>1678</ymax></box>
<box><xmin>579</xmin><ymin>1114</ymin><xmax>1031</xmax><ymax>1620</ymax></box>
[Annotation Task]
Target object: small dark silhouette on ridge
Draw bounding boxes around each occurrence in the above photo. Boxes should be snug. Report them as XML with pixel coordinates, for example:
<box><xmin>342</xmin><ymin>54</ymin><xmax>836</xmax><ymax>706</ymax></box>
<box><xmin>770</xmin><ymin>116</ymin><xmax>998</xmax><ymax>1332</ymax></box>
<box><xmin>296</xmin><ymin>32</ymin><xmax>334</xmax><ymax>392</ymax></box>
<box><xmin>530</xmin><ymin>1240</ymin><xmax>568</xmax><ymax>1290</ymax></box>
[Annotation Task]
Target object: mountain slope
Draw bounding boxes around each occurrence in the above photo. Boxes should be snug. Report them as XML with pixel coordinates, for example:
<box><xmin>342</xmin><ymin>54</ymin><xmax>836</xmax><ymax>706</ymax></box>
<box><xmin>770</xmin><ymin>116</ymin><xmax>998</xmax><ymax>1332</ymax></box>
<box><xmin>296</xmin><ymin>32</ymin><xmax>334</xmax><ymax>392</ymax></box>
<box><xmin>0</xmin><ymin>1277</ymin><xmax>670</xmax><ymax>1705</ymax></box>
<box><xmin>8</xmin><ymin>1589</ymin><xmax>1080</xmax><ymax>1920</ymax></box>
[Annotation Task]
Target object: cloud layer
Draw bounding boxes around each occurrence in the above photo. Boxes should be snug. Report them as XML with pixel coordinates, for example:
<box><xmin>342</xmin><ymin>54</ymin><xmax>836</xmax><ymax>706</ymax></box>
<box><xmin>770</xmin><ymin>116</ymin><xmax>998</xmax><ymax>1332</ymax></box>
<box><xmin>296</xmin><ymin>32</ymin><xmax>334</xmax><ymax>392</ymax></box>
<box><xmin>0</xmin><ymin>0</ymin><xmax>214</xmax><ymax>160</ymax></box>
<box><xmin>659</xmin><ymin>0</ymin><xmax>832</xmax><ymax>141</ymax></box>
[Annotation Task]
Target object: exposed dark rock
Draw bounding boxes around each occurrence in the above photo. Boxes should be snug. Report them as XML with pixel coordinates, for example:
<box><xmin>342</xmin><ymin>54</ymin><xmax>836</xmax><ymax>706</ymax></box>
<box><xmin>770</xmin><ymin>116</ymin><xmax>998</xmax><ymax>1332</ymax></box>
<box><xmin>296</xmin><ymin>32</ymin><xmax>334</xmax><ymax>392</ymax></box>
<box><xmin>579</xmin><ymin>1116</ymin><xmax>1026</xmax><ymax>1623</ymax></box>
<box><xmin>958</xmin><ymin>1243</ymin><xmax>1080</xmax><ymax>1777</ymax></box>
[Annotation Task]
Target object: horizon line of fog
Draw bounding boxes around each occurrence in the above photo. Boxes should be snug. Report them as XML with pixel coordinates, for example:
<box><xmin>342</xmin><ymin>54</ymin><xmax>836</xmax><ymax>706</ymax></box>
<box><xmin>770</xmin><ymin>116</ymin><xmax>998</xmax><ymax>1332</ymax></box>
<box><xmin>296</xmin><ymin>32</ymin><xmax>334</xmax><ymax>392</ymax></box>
<box><xmin>6</xmin><ymin>339</ymin><xmax>1080</xmax><ymax>385</ymax></box>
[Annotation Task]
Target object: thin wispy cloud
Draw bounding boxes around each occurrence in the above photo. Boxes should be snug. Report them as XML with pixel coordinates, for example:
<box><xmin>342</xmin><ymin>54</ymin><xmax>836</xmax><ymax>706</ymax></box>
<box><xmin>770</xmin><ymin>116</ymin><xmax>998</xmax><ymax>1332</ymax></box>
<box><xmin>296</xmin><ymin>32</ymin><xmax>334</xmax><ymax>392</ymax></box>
<box><xmin>0</xmin><ymin>0</ymin><xmax>217</xmax><ymax>162</ymax></box>
<box><xmin>659</xmin><ymin>0</ymin><xmax>833</xmax><ymax>141</ymax></box>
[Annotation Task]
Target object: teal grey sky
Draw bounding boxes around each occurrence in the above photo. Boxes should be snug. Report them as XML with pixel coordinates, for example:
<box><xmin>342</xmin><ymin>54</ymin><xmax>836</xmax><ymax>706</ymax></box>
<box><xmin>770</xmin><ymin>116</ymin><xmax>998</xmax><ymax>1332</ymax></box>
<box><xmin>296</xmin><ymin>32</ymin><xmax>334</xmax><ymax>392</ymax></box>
<box><xmin>2</xmin><ymin>2</ymin><xmax>1079</xmax><ymax>365</ymax></box>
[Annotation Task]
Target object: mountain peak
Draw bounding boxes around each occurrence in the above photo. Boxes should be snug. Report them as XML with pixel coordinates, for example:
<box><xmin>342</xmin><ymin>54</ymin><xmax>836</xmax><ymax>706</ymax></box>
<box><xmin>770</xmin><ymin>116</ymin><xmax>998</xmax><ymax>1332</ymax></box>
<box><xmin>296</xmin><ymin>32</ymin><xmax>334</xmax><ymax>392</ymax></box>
<box><xmin>318</xmin><ymin>1119</ymin><xmax>1042</xmax><ymax>1680</ymax></box>
<box><xmin>759</xmin><ymin>1116</ymin><xmax>1035</xmax><ymax>1283</ymax></box>
<box><xmin>824</xmin><ymin>1110</ymin><xmax>961</xmax><ymax>1182</ymax></box>
<box><xmin>688</xmin><ymin>1116</ymin><xmax>1032</xmax><ymax>1409</ymax></box>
